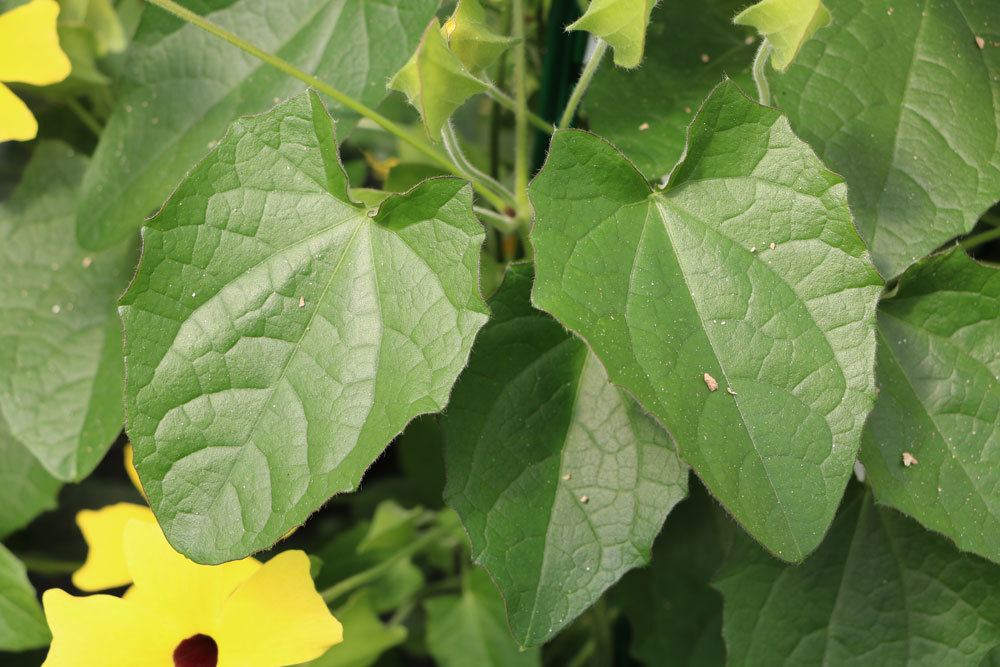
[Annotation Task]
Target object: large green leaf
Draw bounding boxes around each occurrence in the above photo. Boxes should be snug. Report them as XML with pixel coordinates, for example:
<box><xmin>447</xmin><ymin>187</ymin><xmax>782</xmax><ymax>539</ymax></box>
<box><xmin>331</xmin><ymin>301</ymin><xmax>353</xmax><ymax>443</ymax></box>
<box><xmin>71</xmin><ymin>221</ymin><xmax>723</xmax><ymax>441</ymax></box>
<box><xmin>0</xmin><ymin>544</ymin><xmax>49</xmax><ymax>652</ymax></box>
<box><xmin>714</xmin><ymin>486</ymin><xmax>1000</xmax><ymax>666</ymax></box>
<box><xmin>529</xmin><ymin>81</ymin><xmax>884</xmax><ymax>562</ymax></box>
<box><xmin>76</xmin><ymin>0</ymin><xmax>438</xmax><ymax>250</ymax></box>
<box><xmin>425</xmin><ymin>569</ymin><xmax>540</xmax><ymax>667</ymax></box>
<box><xmin>861</xmin><ymin>249</ymin><xmax>1000</xmax><ymax>563</ymax></box>
<box><xmin>0</xmin><ymin>415</ymin><xmax>60</xmax><ymax>539</ymax></box>
<box><xmin>443</xmin><ymin>265</ymin><xmax>688</xmax><ymax>645</ymax></box>
<box><xmin>614</xmin><ymin>483</ymin><xmax>732</xmax><ymax>667</ymax></box>
<box><xmin>0</xmin><ymin>143</ymin><xmax>135</xmax><ymax>481</ymax></box>
<box><xmin>768</xmin><ymin>0</ymin><xmax>1000</xmax><ymax>278</ymax></box>
<box><xmin>120</xmin><ymin>92</ymin><xmax>489</xmax><ymax>564</ymax></box>
<box><xmin>585</xmin><ymin>0</ymin><xmax>756</xmax><ymax>180</ymax></box>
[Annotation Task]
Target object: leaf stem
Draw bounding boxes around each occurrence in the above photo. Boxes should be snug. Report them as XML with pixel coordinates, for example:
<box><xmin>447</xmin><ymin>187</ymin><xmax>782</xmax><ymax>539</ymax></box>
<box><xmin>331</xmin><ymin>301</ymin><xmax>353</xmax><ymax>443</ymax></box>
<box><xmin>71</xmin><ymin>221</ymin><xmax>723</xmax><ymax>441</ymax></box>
<box><xmin>319</xmin><ymin>522</ymin><xmax>452</xmax><ymax>605</ymax></box>
<box><xmin>66</xmin><ymin>98</ymin><xmax>102</xmax><ymax>137</ymax></box>
<box><xmin>512</xmin><ymin>0</ymin><xmax>530</xmax><ymax>219</ymax></box>
<box><xmin>484</xmin><ymin>83</ymin><xmax>554</xmax><ymax>134</ymax></box>
<box><xmin>752</xmin><ymin>41</ymin><xmax>774</xmax><ymax>106</ymax></box>
<box><xmin>959</xmin><ymin>225</ymin><xmax>1000</xmax><ymax>250</ymax></box>
<box><xmin>141</xmin><ymin>0</ymin><xmax>510</xmax><ymax>212</ymax></box>
<box><xmin>557</xmin><ymin>39</ymin><xmax>608</xmax><ymax>130</ymax></box>
<box><xmin>16</xmin><ymin>553</ymin><xmax>83</xmax><ymax>575</ymax></box>
<box><xmin>441</xmin><ymin>123</ymin><xmax>518</xmax><ymax>211</ymax></box>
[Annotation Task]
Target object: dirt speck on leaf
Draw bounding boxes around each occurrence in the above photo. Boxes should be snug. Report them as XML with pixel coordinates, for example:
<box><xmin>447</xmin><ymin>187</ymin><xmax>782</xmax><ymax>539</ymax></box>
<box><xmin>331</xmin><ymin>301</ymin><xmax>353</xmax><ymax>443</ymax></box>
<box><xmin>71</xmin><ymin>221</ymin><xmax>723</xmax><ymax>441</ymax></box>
<box><xmin>703</xmin><ymin>373</ymin><xmax>719</xmax><ymax>392</ymax></box>
<box><xmin>902</xmin><ymin>452</ymin><xmax>919</xmax><ymax>467</ymax></box>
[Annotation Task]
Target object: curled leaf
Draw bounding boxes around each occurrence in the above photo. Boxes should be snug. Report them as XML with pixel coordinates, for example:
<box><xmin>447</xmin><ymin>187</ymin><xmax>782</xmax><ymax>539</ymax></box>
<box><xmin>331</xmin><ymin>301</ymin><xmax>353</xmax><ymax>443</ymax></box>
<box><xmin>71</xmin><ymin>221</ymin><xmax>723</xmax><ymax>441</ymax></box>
<box><xmin>734</xmin><ymin>0</ymin><xmax>831</xmax><ymax>71</ymax></box>
<box><xmin>569</xmin><ymin>0</ymin><xmax>657</xmax><ymax>69</ymax></box>
<box><xmin>390</xmin><ymin>18</ymin><xmax>488</xmax><ymax>140</ymax></box>
<box><xmin>443</xmin><ymin>0</ymin><xmax>514</xmax><ymax>74</ymax></box>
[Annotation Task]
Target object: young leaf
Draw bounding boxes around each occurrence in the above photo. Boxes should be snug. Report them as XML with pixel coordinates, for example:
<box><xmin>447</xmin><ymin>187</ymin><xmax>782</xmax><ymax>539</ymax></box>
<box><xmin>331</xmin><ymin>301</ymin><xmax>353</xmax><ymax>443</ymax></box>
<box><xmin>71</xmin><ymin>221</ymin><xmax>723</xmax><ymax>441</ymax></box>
<box><xmin>569</xmin><ymin>0</ymin><xmax>657</xmax><ymax>69</ymax></box>
<box><xmin>443</xmin><ymin>0</ymin><xmax>515</xmax><ymax>74</ymax></box>
<box><xmin>425</xmin><ymin>569</ymin><xmax>541</xmax><ymax>667</ymax></box>
<box><xmin>714</xmin><ymin>486</ymin><xmax>1000</xmax><ymax>666</ymax></box>
<box><xmin>733</xmin><ymin>0</ymin><xmax>831</xmax><ymax>71</ymax></box>
<box><xmin>861</xmin><ymin>248</ymin><xmax>1000</xmax><ymax>564</ymax></box>
<box><xmin>76</xmin><ymin>0</ymin><xmax>438</xmax><ymax>250</ymax></box>
<box><xmin>0</xmin><ymin>143</ymin><xmax>135</xmax><ymax>481</ymax></box>
<box><xmin>768</xmin><ymin>0</ymin><xmax>1000</xmax><ymax>278</ymax></box>
<box><xmin>120</xmin><ymin>92</ymin><xmax>489</xmax><ymax>564</ymax></box>
<box><xmin>0</xmin><ymin>543</ymin><xmax>50</xmax><ymax>652</ymax></box>
<box><xmin>0</xmin><ymin>415</ymin><xmax>60</xmax><ymax>540</ymax></box>
<box><xmin>304</xmin><ymin>591</ymin><xmax>406</xmax><ymax>667</ymax></box>
<box><xmin>614</xmin><ymin>483</ymin><xmax>732</xmax><ymax>667</ymax></box>
<box><xmin>530</xmin><ymin>80</ymin><xmax>884</xmax><ymax>562</ymax></box>
<box><xmin>389</xmin><ymin>18</ymin><xmax>488</xmax><ymax>141</ymax></box>
<box><xmin>443</xmin><ymin>265</ymin><xmax>689</xmax><ymax>646</ymax></box>
<box><xmin>585</xmin><ymin>0</ymin><xmax>757</xmax><ymax>180</ymax></box>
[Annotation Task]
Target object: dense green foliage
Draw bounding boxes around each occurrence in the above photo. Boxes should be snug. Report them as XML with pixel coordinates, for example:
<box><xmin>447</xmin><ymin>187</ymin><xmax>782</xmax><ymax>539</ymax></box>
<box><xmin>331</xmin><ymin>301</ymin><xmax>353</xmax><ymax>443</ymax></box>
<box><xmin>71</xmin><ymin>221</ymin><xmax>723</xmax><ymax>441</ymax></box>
<box><xmin>1</xmin><ymin>0</ymin><xmax>998</xmax><ymax>664</ymax></box>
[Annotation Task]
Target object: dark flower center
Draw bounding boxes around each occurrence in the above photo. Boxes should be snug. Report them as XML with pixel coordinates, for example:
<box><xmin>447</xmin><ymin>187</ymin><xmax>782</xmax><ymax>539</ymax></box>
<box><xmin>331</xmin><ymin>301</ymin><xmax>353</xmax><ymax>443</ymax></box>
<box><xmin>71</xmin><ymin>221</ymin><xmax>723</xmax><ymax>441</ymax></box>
<box><xmin>173</xmin><ymin>634</ymin><xmax>218</xmax><ymax>667</ymax></box>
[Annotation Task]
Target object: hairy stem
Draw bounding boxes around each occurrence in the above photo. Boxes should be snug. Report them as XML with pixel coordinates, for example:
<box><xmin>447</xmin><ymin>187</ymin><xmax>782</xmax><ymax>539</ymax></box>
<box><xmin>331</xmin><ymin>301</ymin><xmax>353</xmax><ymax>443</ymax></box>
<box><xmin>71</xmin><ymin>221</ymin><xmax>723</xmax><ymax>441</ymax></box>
<box><xmin>558</xmin><ymin>39</ymin><xmax>608</xmax><ymax>130</ymax></box>
<box><xmin>485</xmin><ymin>83</ymin><xmax>554</xmax><ymax>134</ymax></box>
<box><xmin>142</xmin><ymin>0</ymin><xmax>510</xmax><ymax>212</ymax></box>
<box><xmin>512</xmin><ymin>0</ymin><xmax>531</xmax><ymax>219</ymax></box>
<box><xmin>960</xmin><ymin>225</ymin><xmax>1000</xmax><ymax>250</ymax></box>
<box><xmin>752</xmin><ymin>41</ymin><xmax>774</xmax><ymax>106</ymax></box>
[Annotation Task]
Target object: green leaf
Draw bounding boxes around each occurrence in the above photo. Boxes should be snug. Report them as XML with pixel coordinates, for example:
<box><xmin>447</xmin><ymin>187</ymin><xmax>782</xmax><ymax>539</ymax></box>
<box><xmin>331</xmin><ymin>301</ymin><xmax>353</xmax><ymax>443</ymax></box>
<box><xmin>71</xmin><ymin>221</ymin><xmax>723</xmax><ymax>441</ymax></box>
<box><xmin>714</xmin><ymin>486</ymin><xmax>1000</xmax><ymax>666</ymax></box>
<box><xmin>529</xmin><ymin>80</ymin><xmax>884</xmax><ymax>562</ymax></box>
<box><xmin>120</xmin><ymin>92</ymin><xmax>489</xmax><ymax>564</ymax></box>
<box><xmin>0</xmin><ymin>415</ymin><xmax>60</xmax><ymax>540</ymax></box>
<box><xmin>425</xmin><ymin>569</ymin><xmax>541</xmax><ymax>667</ymax></box>
<box><xmin>313</xmin><ymin>522</ymin><xmax>424</xmax><ymax>613</ymax></box>
<box><xmin>443</xmin><ymin>265</ymin><xmax>689</xmax><ymax>646</ymax></box>
<box><xmin>77</xmin><ymin>0</ymin><xmax>438</xmax><ymax>250</ymax></box>
<box><xmin>768</xmin><ymin>0</ymin><xmax>1000</xmax><ymax>278</ymax></box>
<box><xmin>0</xmin><ymin>543</ymin><xmax>49</xmax><ymax>652</ymax></box>
<box><xmin>733</xmin><ymin>0</ymin><xmax>830</xmax><ymax>71</ymax></box>
<box><xmin>0</xmin><ymin>142</ymin><xmax>135</xmax><ymax>481</ymax></box>
<box><xmin>389</xmin><ymin>18</ymin><xmax>488</xmax><ymax>141</ymax></box>
<box><xmin>443</xmin><ymin>0</ymin><xmax>515</xmax><ymax>74</ymax></box>
<box><xmin>303</xmin><ymin>591</ymin><xmax>406</xmax><ymax>667</ymax></box>
<box><xmin>615</xmin><ymin>483</ymin><xmax>732</xmax><ymax>667</ymax></box>
<box><xmin>357</xmin><ymin>501</ymin><xmax>423</xmax><ymax>555</ymax></box>
<box><xmin>860</xmin><ymin>248</ymin><xmax>1000</xmax><ymax>564</ymax></box>
<box><xmin>585</xmin><ymin>0</ymin><xmax>757</xmax><ymax>180</ymax></box>
<box><xmin>569</xmin><ymin>0</ymin><xmax>656</xmax><ymax>69</ymax></box>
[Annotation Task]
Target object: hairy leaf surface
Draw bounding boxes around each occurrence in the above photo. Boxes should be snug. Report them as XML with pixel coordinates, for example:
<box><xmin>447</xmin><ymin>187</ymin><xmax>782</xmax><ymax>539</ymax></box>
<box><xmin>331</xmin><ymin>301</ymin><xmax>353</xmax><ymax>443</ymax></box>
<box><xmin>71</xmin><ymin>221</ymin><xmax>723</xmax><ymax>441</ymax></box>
<box><xmin>569</xmin><ymin>0</ymin><xmax>656</xmax><ymax>68</ymax></box>
<box><xmin>530</xmin><ymin>81</ymin><xmax>883</xmax><ymax>561</ymax></box>
<box><xmin>77</xmin><ymin>0</ymin><xmax>438</xmax><ymax>249</ymax></box>
<box><xmin>715</xmin><ymin>487</ymin><xmax>1000</xmax><ymax>666</ymax></box>
<box><xmin>121</xmin><ymin>92</ymin><xmax>488</xmax><ymax>563</ymax></box>
<box><xmin>444</xmin><ymin>265</ymin><xmax>688</xmax><ymax>645</ymax></box>
<box><xmin>861</xmin><ymin>249</ymin><xmax>1000</xmax><ymax>563</ymax></box>
<box><xmin>734</xmin><ymin>0</ymin><xmax>830</xmax><ymax>71</ymax></box>
<box><xmin>0</xmin><ymin>143</ymin><xmax>135</xmax><ymax>480</ymax></box>
<box><xmin>769</xmin><ymin>0</ymin><xmax>1000</xmax><ymax>277</ymax></box>
<box><xmin>585</xmin><ymin>0</ymin><xmax>756</xmax><ymax>180</ymax></box>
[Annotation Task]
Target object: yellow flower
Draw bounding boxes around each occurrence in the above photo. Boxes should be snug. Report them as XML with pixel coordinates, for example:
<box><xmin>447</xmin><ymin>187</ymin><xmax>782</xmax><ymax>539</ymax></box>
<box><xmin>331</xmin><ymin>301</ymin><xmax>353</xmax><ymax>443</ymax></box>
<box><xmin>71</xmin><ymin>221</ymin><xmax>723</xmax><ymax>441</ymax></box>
<box><xmin>43</xmin><ymin>507</ymin><xmax>342</xmax><ymax>667</ymax></box>
<box><xmin>0</xmin><ymin>0</ymin><xmax>71</xmax><ymax>142</ymax></box>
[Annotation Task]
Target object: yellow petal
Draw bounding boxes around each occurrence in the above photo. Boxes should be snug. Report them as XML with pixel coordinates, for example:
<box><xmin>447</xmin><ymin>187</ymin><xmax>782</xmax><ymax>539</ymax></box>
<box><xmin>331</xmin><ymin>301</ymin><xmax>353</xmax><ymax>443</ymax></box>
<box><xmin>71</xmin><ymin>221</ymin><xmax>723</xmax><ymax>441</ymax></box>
<box><xmin>0</xmin><ymin>82</ymin><xmax>35</xmax><ymax>141</ymax></box>
<box><xmin>0</xmin><ymin>0</ymin><xmax>71</xmax><ymax>85</ymax></box>
<box><xmin>123</xmin><ymin>443</ymin><xmax>146</xmax><ymax>500</ymax></box>
<box><xmin>122</xmin><ymin>519</ymin><xmax>261</xmax><ymax>640</ymax></box>
<box><xmin>41</xmin><ymin>588</ymin><xmax>179</xmax><ymax>667</ymax></box>
<box><xmin>72</xmin><ymin>503</ymin><xmax>156</xmax><ymax>592</ymax></box>
<box><xmin>215</xmin><ymin>551</ymin><xmax>343</xmax><ymax>667</ymax></box>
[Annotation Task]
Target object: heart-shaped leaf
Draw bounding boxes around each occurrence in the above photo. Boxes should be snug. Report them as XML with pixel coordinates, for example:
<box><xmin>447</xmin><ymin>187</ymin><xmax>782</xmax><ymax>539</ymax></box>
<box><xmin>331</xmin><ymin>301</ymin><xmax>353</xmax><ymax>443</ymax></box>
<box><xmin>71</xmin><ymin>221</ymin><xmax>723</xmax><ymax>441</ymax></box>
<box><xmin>734</xmin><ymin>0</ymin><xmax>830</xmax><ymax>71</ymax></box>
<box><xmin>530</xmin><ymin>80</ymin><xmax>883</xmax><ymax>561</ymax></box>
<box><xmin>569</xmin><ymin>0</ymin><xmax>656</xmax><ymax>69</ymax></box>
<box><xmin>121</xmin><ymin>91</ymin><xmax>489</xmax><ymax>563</ymax></box>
